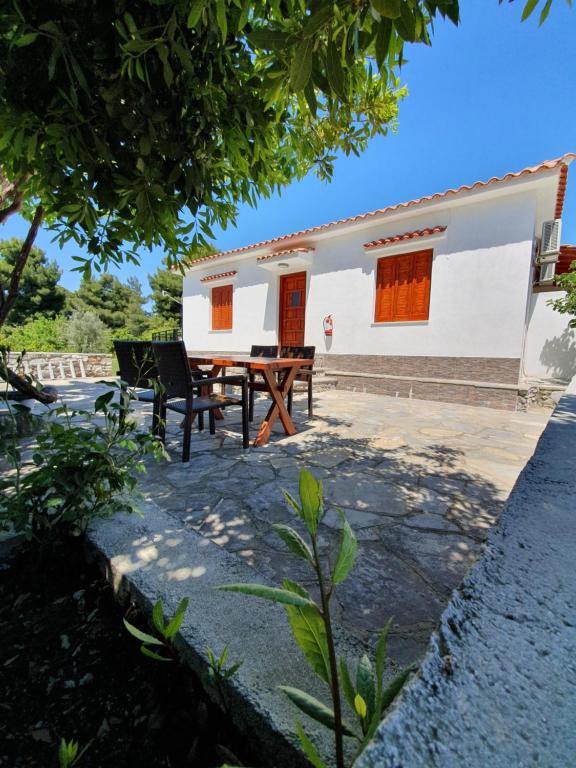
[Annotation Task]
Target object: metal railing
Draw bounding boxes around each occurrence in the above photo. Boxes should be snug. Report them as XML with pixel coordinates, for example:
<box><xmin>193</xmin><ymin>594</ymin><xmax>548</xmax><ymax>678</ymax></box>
<box><xmin>152</xmin><ymin>328</ymin><xmax>181</xmax><ymax>342</ymax></box>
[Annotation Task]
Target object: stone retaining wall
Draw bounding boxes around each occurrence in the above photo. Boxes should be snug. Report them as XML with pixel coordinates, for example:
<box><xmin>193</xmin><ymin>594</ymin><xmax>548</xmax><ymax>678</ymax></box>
<box><xmin>7</xmin><ymin>352</ymin><xmax>113</xmax><ymax>380</ymax></box>
<box><xmin>356</xmin><ymin>375</ymin><xmax>576</xmax><ymax>768</ymax></box>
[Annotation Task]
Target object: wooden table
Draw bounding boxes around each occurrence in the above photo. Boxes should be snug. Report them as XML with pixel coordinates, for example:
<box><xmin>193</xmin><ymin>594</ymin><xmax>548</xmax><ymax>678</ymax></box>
<box><xmin>187</xmin><ymin>354</ymin><xmax>313</xmax><ymax>447</ymax></box>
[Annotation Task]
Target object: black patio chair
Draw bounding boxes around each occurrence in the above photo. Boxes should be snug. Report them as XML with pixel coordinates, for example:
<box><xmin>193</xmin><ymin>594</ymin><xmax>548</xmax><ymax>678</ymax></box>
<box><xmin>247</xmin><ymin>344</ymin><xmax>279</xmax><ymax>422</ymax></box>
<box><xmin>152</xmin><ymin>341</ymin><xmax>249</xmax><ymax>461</ymax></box>
<box><xmin>279</xmin><ymin>345</ymin><xmax>316</xmax><ymax>418</ymax></box>
<box><xmin>114</xmin><ymin>340</ymin><xmax>162</xmax><ymax>435</ymax></box>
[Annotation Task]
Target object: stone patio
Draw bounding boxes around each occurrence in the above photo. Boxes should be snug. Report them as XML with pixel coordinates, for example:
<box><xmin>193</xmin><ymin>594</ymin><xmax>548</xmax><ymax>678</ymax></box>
<box><xmin>54</xmin><ymin>379</ymin><xmax>549</xmax><ymax>666</ymax></box>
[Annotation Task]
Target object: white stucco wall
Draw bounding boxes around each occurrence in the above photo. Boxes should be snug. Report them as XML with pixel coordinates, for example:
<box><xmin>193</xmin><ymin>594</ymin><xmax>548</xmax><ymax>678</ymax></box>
<box><xmin>183</xmin><ymin>189</ymin><xmax>538</xmax><ymax>361</ymax></box>
<box><xmin>523</xmin><ymin>291</ymin><xmax>576</xmax><ymax>381</ymax></box>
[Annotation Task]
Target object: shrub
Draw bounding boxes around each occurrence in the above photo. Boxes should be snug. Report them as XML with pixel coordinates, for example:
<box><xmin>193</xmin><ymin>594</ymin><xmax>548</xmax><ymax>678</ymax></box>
<box><xmin>60</xmin><ymin>310</ymin><xmax>110</xmax><ymax>352</ymax></box>
<box><xmin>0</xmin><ymin>315</ymin><xmax>67</xmax><ymax>352</ymax></box>
<box><xmin>0</xmin><ymin>382</ymin><xmax>167</xmax><ymax>558</ymax></box>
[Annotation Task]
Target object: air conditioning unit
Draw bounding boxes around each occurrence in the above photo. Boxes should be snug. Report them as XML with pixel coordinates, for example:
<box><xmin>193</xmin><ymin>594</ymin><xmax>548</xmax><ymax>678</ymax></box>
<box><xmin>537</xmin><ymin>219</ymin><xmax>562</xmax><ymax>283</ymax></box>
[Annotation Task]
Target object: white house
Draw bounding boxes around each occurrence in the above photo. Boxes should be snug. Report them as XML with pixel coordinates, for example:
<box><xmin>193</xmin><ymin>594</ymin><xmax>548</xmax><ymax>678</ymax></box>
<box><xmin>182</xmin><ymin>154</ymin><xmax>576</xmax><ymax>410</ymax></box>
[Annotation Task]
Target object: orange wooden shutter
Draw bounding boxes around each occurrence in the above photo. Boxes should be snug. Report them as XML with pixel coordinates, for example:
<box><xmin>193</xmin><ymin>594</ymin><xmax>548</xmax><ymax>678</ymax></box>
<box><xmin>392</xmin><ymin>253</ymin><xmax>414</xmax><ymax>322</ymax></box>
<box><xmin>375</xmin><ymin>257</ymin><xmax>395</xmax><ymax>322</ymax></box>
<box><xmin>410</xmin><ymin>250</ymin><xmax>432</xmax><ymax>320</ymax></box>
<box><xmin>212</xmin><ymin>284</ymin><xmax>233</xmax><ymax>330</ymax></box>
<box><xmin>374</xmin><ymin>249</ymin><xmax>432</xmax><ymax>323</ymax></box>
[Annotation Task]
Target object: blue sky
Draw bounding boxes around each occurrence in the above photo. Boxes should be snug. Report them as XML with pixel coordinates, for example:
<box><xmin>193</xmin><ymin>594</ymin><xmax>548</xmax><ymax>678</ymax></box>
<box><xmin>3</xmin><ymin>0</ymin><xmax>575</xmax><ymax>299</ymax></box>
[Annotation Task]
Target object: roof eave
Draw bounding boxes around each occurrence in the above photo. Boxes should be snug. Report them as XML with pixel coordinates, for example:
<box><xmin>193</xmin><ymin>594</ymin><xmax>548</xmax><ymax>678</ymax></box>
<box><xmin>183</xmin><ymin>155</ymin><xmax>574</xmax><ymax>273</ymax></box>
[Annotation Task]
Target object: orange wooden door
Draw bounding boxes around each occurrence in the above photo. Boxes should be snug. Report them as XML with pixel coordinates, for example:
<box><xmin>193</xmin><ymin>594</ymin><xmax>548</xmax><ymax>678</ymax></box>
<box><xmin>279</xmin><ymin>272</ymin><xmax>306</xmax><ymax>346</ymax></box>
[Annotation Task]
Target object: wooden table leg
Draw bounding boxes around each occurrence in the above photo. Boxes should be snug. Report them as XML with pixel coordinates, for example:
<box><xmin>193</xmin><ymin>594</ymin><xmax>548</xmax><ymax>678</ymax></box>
<box><xmin>254</xmin><ymin>366</ymin><xmax>300</xmax><ymax>447</ymax></box>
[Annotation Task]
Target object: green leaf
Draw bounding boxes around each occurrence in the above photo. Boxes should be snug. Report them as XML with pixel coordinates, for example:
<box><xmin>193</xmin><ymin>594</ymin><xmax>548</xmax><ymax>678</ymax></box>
<box><xmin>247</xmin><ymin>30</ymin><xmax>292</xmax><ymax>50</ymax></box>
<box><xmin>290</xmin><ymin>37</ymin><xmax>313</xmax><ymax>93</ymax></box>
<box><xmin>94</xmin><ymin>390</ymin><xmax>114</xmax><ymax>411</ymax></box>
<box><xmin>187</xmin><ymin>0</ymin><xmax>205</xmax><ymax>28</ymax></box>
<box><xmin>123</xmin><ymin>618</ymin><xmax>164</xmax><ymax>646</ymax></box>
<box><xmin>375</xmin><ymin>618</ymin><xmax>392</xmax><ymax>703</ymax></box>
<box><xmin>303</xmin><ymin>4</ymin><xmax>333</xmax><ymax>36</ymax></box>
<box><xmin>280</xmin><ymin>687</ymin><xmax>357</xmax><ymax>737</ymax></box>
<box><xmin>238</xmin><ymin>0</ymin><xmax>251</xmax><ymax>30</ymax></box>
<box><xmin>282</xmin><ymin>488</ymin><xmax>303</xmax><ymax>518</ymax></box>
<box><xmin>326</xmin><ymin>38</ymin><xmax>346</xmax><ymax>101</ymax></box>
<box><xmin>224</xmin><ymin>660</ymin><xmax>243</xmax><ymax>678</ymax></box>
<box><xmin>69</xmin><ymin>54</ymin><xmax>89</xmax><ymax>92</ymax></box>
<box><xmin>216</xmin><ymin>583</ymin><xmax>316</xmax><ymax>608</ymax></box>
<box><xmin>304</xmin><ymin>79</ymin><xmax>317</xmax><ymax>117</ymax></box>
<box><xmin>521</xmin><ymin>0</ymin><xmax>540</xmax><ymax>20</ymax></box>
<box><xmin>284</xmin><ymin>596</ymin><xmax>331</xmax><ymax>684</ymax></box>
<box><xmin>152</xmin><ymin>600</ymin><xmax>164</xmax><ymax>634</ymax></box>
<box><xmin>339</xmin><ymin>657</ymin><xmax>356</xmax><ymax>710</ymax></box>
<box><xmin>539</xmin><ymin>0</ymin><xmax>554</xmax><ymax>24</ymax></box>
<box><xmin>298</xmin><ymin>469</ymin><xmax>321</xmax><ymax>536</ymax></box>
<box><xmin>141</xmin><ymin>645</ymin><xmax>172</xmax><ymax>662</ymax></box>
<box><xmin>380</xmin><ymin>667</ymin><xmax>412</xmax><ymax>714</ymax></box>
<box><xmin>216</xmin><ymin>0</ymin><xmax>227</xmax><ymax>43</ymax></box>
<box><xmin>375</xmin><ymin>19</ymin><xmax>392</xmax><ymax>71</ymax></box>
<box><xmin>370</xmin><ymin>0</ymin><xmax>401</xmax><ymax>19</ymax></box>
<box><xmin>332</xmin><ymin>508</ymin><xmax>357</xmax><ymax>585</ymax></box>
<box><xmin>394</xmin><ymin>3</ymin><xmax>417</xmax><ymax>42</ymax></box>
<box><xmin>273</xmin><ymin>523</ymin><xmax>313</xmax><ymax>561</ymax></box>
<box><xmin>164</xmin><ymin>597</ymin><xmax>189</xmax><ymax>638</ymax></box>
<box><xmin>295</xmin><ymin>721</ymin><xmax>328</xmax><ymax>768</ymax></box>
<box><xmin>283</xmin><ymin>579</ymin><xmax>311</xmax><ymax>599</ymax></box>
<box><xmin>15</xmin><ymin>31</ymin><xmax>38</xmax><ymax>47</ymax></box>
<box><xmin>356</xmin><ymin>654</ymin><xmax>376</xmax><ymax>721</ymax></box>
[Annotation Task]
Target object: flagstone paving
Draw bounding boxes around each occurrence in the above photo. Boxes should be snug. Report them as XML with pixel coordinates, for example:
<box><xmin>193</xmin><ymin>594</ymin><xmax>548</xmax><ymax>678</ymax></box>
<box><xmin>55</xmin><ymin>381</ymin><xmax>549</xmax><ymax>666</ymax></box>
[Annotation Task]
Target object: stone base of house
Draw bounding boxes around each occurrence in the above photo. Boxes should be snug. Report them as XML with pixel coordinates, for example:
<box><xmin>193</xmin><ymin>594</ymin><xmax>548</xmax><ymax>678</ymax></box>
<box><xmin>315</xmin><ymin>354</ymin><xmax>522</xmax><ymax>411</ymax></box>
<box><xmin>315</xmin><ymin>354</ymin><xmax>521</xmax><ymax>384</ymax></box>
<box><xmin>329</xmin><ymin>373</ymin><xmax>519</xmax><ymax>411</ymax></box>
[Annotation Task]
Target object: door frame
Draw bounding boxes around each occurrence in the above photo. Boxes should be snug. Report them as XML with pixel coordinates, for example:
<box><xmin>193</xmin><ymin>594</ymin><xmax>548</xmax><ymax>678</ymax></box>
<box><xmin>278</xmin><ymin>270</ymin><xmax>307</xmax><ymax>348</ymax></box>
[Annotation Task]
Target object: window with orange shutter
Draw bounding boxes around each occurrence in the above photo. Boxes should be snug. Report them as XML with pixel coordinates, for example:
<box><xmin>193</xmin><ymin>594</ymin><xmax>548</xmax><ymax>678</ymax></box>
<box><xmin>374</xmin><ymin>250</ymin><xmax>432</xmax><ymax>323</ymax></box>
<box><xmin>211</xmin><ymin>284</ymin><xmax>233</xmax><ymax>330</ymax></box>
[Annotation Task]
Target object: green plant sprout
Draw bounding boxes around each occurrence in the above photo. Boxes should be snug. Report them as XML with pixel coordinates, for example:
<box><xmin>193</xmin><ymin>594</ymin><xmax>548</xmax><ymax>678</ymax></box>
<box><xmin>205</xmin><ymin>644</ymin><xmax>244</xmax><ymax>717</ymax></box>
<box><xmin>124</xmin><ymin>597</ymin><xmax>189</xmax><ymax>662</ymax></box>
<box><xmin>217</xmin><ymin>469</ymin><xmax>412</xmax><ymax>768</ymax></box>
<box><xmin>58</xmin><ymin>737</ymin><xmax>89</xmax><ymax>767</ymax></box>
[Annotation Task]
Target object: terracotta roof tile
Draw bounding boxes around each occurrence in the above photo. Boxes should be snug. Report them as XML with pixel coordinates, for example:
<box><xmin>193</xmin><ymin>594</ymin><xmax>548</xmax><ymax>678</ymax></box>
<box><xmin>363</xmin><ymin>226</ymin><xmax>446</xmax><ymax>250</ymax></box>
<box><xmin>185</xmin><ymin>154</ymin><xmax>575</xmax><ymax>268</ymax></box>
<box><xmin>199</xmin><ymin>270</ymin><xmax>237</xmax><ymax>283</ymax></box>
<box><xmin>256</xmin><ymin>247</ymin><xmax>314</xmax><ymax>263</ymax></box>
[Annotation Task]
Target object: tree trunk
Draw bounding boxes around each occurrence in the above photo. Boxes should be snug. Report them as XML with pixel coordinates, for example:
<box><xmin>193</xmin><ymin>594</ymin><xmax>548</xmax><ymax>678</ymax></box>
<box><xmin>0</xmin><ymin>204</ymin><xmax>44</xmax><ymax>327</ymax></box>
<box><xmin>0</xmin><ymin>202</ymin><xmax>57</xmax><ymax>404</ymax></box>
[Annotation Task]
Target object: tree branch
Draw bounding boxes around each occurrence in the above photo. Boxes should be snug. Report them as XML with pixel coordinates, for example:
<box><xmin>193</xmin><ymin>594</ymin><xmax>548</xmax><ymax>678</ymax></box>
<box><xmin>1</xmin><ymin>365</ymin><xmax>58</xmax><ymax>404</ymax></box>
<box><xmin>0</xmin><ymin>188</ymin><xmax>24</xmax><ymax>224</ymax></box>
<box><xmin>0</xmin><ymin>204</ymin><xmax>44</xmax><ymax>327</ymax></box>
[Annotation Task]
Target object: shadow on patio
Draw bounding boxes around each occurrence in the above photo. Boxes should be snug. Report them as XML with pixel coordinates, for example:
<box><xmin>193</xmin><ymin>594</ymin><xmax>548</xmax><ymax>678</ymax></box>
<box><xmin>134</xmin><ymin>386</ymin><xmax>547</xmax><ymax>666</ymax></box>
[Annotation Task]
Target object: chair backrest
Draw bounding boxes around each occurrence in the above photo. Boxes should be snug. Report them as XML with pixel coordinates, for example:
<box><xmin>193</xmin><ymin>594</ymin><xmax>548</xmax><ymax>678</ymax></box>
<box><xmin>280</xmin><ymin>345</ymin><xmax>315</xmax><ymax>370</ymax></box>
<box><xmin>114</xmin><ymin>340</ymin><xmax>158</xmax><ymax>388</ymax></box>
<box><xmin>152</xmin><ymin>341</ymin><xmax>193</xmax><ymax>399</ymax></box>
<box><xmin>250</xmin><ymin>344</ymin><xmax>278</xmax><ymax>358</ymax></box>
